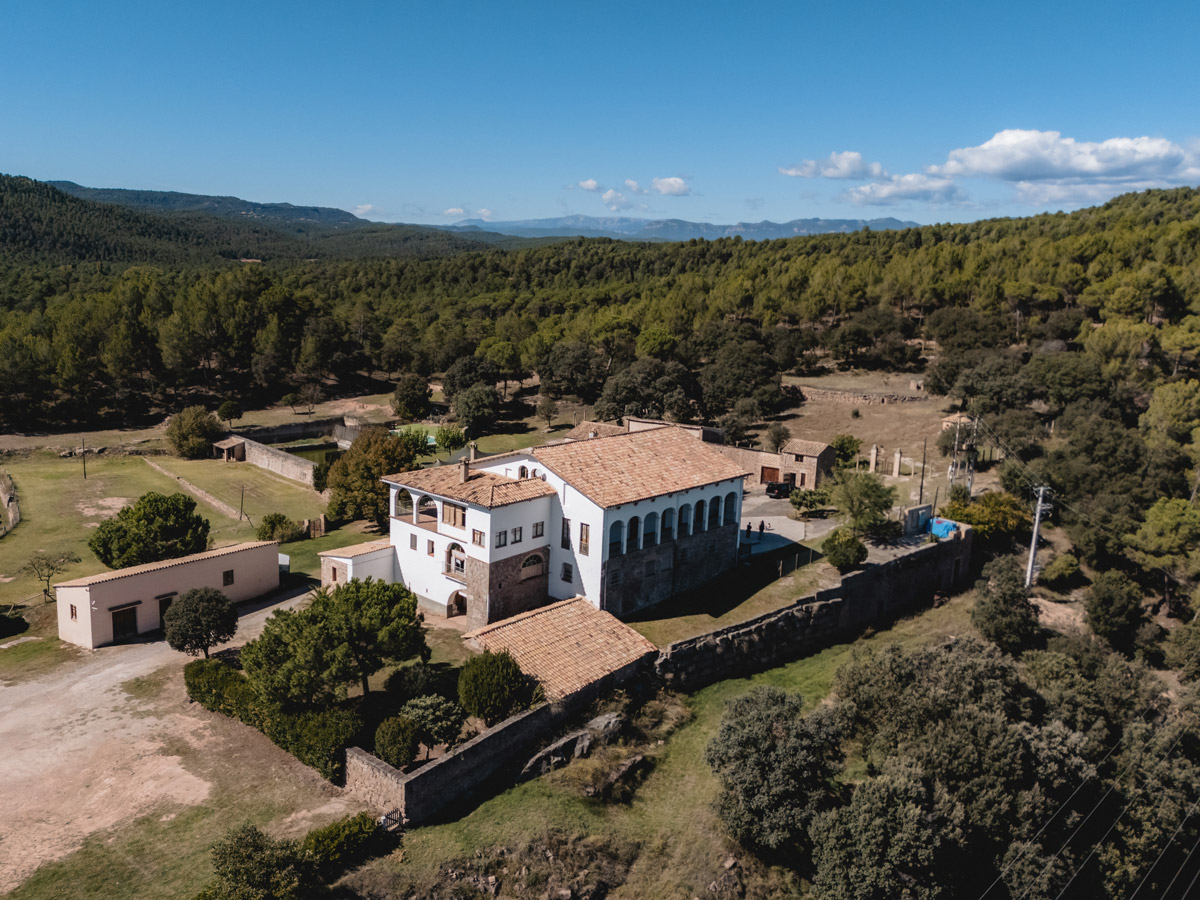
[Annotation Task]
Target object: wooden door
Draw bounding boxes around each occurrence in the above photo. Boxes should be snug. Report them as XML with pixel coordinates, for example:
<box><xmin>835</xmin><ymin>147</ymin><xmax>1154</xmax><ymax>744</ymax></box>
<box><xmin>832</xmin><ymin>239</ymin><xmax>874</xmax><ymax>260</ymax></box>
<box><xmin>761</xmin><ymin>466</ymin><xmax>780</xmax><ymax>483</ymax></box>
<box><xmin>112</xmin><ymin>607</ymin><xmax>139</xmax><ymax>643</ymax></box>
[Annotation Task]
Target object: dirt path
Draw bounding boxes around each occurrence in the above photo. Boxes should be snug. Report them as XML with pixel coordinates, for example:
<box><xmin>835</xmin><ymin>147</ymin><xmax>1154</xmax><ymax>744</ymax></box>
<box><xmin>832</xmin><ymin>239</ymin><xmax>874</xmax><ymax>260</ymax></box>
<box><xmin>0</xmin><ymin>585</ymin><xmax>329</xmax><ymax>892</ymax></box>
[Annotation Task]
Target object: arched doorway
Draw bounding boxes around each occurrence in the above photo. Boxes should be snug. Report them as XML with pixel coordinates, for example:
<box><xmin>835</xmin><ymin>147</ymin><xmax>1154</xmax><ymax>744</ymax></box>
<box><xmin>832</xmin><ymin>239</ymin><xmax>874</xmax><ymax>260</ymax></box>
<box><xmin>445</xmin><ymin>542</ymin><xmax>466</xmax><ymax>580</ymax></box>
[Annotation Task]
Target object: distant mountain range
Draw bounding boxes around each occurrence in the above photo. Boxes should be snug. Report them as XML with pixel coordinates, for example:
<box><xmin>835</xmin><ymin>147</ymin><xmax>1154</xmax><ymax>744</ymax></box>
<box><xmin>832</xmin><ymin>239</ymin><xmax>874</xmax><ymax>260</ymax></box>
<box><xmin>49</xmin><ymin>181</ymin><xmax>374</xmax><ymax>230</ymax></box>
<box><xmin>443</xmin><ymin>214</ymin><xmax>921</xmax><ymax>241</ymax></box>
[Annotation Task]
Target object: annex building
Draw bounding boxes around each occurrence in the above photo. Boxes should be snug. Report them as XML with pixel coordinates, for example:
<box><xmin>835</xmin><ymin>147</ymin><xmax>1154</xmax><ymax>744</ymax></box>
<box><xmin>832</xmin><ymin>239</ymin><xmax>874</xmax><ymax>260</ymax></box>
<box><xmin>320</xmin><ymin>425</ymin><xmax>749</xmax><ymax>628</ymax></box>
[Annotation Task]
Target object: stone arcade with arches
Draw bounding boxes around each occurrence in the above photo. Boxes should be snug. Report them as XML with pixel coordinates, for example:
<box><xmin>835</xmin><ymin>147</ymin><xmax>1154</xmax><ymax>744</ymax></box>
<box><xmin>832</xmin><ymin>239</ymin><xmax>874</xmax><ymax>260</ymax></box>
<box><xmin>319</xmin><ymin>426</ymin><xmax>749</xmax><ymax>629</ymax></box>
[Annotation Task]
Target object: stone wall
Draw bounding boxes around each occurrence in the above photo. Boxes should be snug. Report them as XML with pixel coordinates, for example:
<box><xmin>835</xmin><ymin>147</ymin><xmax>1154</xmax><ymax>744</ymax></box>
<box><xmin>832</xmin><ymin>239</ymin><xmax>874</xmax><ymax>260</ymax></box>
<box><xmin>0</xmin><ymin>469</ymin><xmax>18</xmax><ymax>537</ymax></box>
<box><xmin>488</xmin><ymin>543</ymin><xmax>552</xmax><ymax>621</ymax></box>
<box><xmin>601</xmin><ymin>522</ymin><xmax>739</xmax><ymax>617</ymax></box>
<box><xmin>797</xmin><ymin>386</ymin><xmax>926</xmax><ymax>405</ymax></box>
<box><xmin>241</xmin><ymin>438</ymin><xmax>318</xmax><ymax>486</ymax></box>
<box><xmin>655</xmin><ymin>530</ymin><xmax>973</xmax><ymax>691</ymax></box>
<box><xmin>238</xmin><ymin>416</ymin><xmax>362</xmax><ymax>445</ymax></box>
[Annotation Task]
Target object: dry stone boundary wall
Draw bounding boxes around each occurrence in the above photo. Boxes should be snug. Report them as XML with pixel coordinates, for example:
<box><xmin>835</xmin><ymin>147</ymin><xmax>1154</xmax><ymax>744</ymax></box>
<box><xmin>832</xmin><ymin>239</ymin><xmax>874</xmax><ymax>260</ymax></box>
<box><xmin>0</xmin><ymin>470</ymin><xmax>19</xmax><ymax>537</ymax></box>
<box><xmin>240</xmin><ymin>438</ymin><xmax>317</xmax><ymax>487</ymax></box>
<box><xmin>798</xmin><ymin>386</ymin><xmax>927</xmax><ymax>405</ymax></box>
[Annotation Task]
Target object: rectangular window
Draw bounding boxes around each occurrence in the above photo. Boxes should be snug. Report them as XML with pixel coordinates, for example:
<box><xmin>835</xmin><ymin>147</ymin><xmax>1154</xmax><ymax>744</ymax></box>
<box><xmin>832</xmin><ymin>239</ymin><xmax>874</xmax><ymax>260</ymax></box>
<box><xmin>472</xmin><ymin>529</ymin><xmax>485</xmax><ymax>547</ymax></box>
<box><xmin>511</xmin><ymin>526</ymin><xmax>523</xmax><ymax>544</ymax></box>
<box><xmin>70</xmin><ymin>604</ymin><xmax>77</xmax><ymax>621</ymax></box>
<box><xmin>331</xmin><ymin>567</ymin><xmax>338</xmax><ymax>582</ymax></box>
<box><xmin>441</xmin><ymin>503</ymin><xmax>466</xmax><ymax>529</ymax></box>
<box><xmin>561</xmin><ymin>518</ymin><xmax>571</xmax><ymax>550</ymax></box>
<box><xmin>409</xmin><ymin>534</ymin><xmax>418</xmax><ymax>551</ymax></box>
<box><xmin>427</xmin><ymin>540</ymin><xmax>435</xmax><ymax>556</ymax></box>
<box><xmin>579</xmin><ymin>523</ymin><xmax>590</xmax><ymax>556</ymax></box>
<box><xmin>496</xmin><ymin>530</ymin><xmax>508</xmax><ymax>548</ymax></box>
<box><xmin>533</xmin><ymin>521</ymin><xmax>544</xmax><ymax>538</ymax></box>
<box><xmin>561</xmin><ymin>562</ymin><xmax>573</xmax><ymax>582</ymax></box>
<box><xmin>222</xmin><ymin>569</ymin><xmax>234</xmax><ymax>586</ymax></box>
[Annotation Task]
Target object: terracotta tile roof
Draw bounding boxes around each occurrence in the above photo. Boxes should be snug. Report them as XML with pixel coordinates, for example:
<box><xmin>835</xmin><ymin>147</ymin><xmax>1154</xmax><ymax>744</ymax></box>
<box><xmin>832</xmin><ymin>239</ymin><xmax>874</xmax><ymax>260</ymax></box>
<box><xmin>782</xmin><ymin>438</ymin><xmax>832</xmax><ymax>457</ymax></box>
<box><xmin>317</xmin><ymin>540</ymin><xmax>392</xmax><ymax>559</ymax></box>
<box><xmin>465</xmin><ymin>598</ymin><xmax>658</xmax><ymax>699</ymax></box>
<box><xmin>531</xmin><ymin>426</ymin><xmax>749</xmax><ymax>508</ymax></box>
<box><xmin>212</xmin><ymin>436</ymin><xmax>245</xmax><ymax>449</ymax></box>
<box><xmin>563</xmin><ymin>420</ymin><xmax>629</xmax><ymax>441</ymax></box>
<box><xmin>55</xmin><ymin>541</ymin><xmax>278</xmax><ymax>588</ymax></box>
<box><xmin>382</xmin><ymin>465</ymin><xmax>558</xmax><ymax>509</ymax></box>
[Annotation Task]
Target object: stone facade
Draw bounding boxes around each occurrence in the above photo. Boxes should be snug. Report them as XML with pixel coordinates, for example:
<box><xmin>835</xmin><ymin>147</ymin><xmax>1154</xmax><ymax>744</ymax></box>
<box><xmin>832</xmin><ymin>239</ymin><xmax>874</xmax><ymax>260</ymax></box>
<box><xmin>320</xmin><ymin>557</ymin><xmax>348</xmax><ymax>587</ymax></box>
<box><xmin>711</xmin><ymin>444</ymin><xmax>833</xmax><ymax>490</ymax></box>
<box><xmin>488</xmin><ymin>543</ymin><xmax>552</xmax><ymax>622</ymax></box>
<box><xmin>241</xmin><ymin>437</ymin><xmax>318</xmax><ymax>486</ymax></box>
<box><xmin>600</xmin><ymin>522</ymin><xmax>739</xmax><ymax>617</ymax></box>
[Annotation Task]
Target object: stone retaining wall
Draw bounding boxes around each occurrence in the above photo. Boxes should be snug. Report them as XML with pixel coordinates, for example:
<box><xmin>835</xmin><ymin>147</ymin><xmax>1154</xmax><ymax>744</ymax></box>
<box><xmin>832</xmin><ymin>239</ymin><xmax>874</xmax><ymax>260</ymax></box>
<box><xmin>655</xmin><ymin>530</ymin><xmax>973</xmax><ymax>691</ymax></box>
<box><xmin>238</xmin><ymin>416</ymin><xmax>368</xmax><ymax>446</ymax></box>
<box><xmin>798</xmin><ymin>386</ymin><xmax>927</xmax><ymax>405</ymax></box>
<box><xmin>241</xmin><ymin>438</ymin><xmax>318</xmax><ymax>486</ymax></box>
<box><xmin>0</xmin><ymin>470</ymin><xmax>18</xmax><ymax>537</ymax></box>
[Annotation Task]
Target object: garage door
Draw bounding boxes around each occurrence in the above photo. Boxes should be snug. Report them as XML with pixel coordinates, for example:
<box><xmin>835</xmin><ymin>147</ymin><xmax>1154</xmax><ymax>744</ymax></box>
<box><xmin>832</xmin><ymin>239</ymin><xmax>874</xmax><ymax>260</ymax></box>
<box><xmin>760</xmin><ymin>466</ymin><xmax>780</xmax><ymax>483</ymax></box>
<box><xmin>112</xmin><ymin>607</ymin><xmax>139</xmax><ymax>643</ymax></box>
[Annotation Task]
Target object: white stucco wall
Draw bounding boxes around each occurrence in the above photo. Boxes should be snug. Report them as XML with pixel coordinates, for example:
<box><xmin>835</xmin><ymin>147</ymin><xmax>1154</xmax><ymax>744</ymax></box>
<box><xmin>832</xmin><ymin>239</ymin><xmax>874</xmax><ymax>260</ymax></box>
<box><xmin>55</xmin><ymin>542</ymin><xmax>280</xmax><ymax>650</ymax></box>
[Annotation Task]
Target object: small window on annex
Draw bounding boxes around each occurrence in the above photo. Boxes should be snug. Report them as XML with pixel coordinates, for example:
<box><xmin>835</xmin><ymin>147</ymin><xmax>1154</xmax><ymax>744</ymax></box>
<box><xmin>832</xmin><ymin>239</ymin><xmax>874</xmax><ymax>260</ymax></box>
<box><xmin>409</xmin><ymin>534</ymin><xmax>417</xmax><ymax>551</ymax></box>
<box><xmin>579</xmin><ymin>522</ymin><xmax>590</xmax><ymax>556</ymax></box>
<box><xmin>69</xmin><ymin>604</ymin><xmax>78</xmax><ymax>621</ymax></box>
<box><xmin>533</xmin><ymin>521</ymin><xmax>544</xmax><ymax>538</ymax></box>
<box><xmin>222</xmin><ymin>569</ymin><xmax>235</xmax><ymax>586</ymax></box>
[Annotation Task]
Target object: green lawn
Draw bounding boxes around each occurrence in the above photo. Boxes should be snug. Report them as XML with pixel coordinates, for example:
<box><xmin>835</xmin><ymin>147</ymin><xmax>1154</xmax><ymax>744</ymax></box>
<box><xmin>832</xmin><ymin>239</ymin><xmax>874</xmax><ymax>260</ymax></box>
<box><xmin>150</xmin><ymin>456</ymin><xmax>328</xmax><ymax>525</ymax></box>
<box><xmin>626</xmin><ymin>545</ymin><xmax>837</xmax><ymax>647</ymax></box>
<box><xmin>354</xmin><ymin>591</ymin><xmax>978</xmax><ymax>898</ymax></box>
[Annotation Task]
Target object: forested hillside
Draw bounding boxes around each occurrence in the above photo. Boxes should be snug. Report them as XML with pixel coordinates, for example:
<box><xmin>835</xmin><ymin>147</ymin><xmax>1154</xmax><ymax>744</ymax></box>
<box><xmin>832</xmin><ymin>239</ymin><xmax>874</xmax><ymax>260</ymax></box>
<box><xmin>0</xmin><ymin>175</ymin><xmax>496</xmax><ymax>267</ymax></box>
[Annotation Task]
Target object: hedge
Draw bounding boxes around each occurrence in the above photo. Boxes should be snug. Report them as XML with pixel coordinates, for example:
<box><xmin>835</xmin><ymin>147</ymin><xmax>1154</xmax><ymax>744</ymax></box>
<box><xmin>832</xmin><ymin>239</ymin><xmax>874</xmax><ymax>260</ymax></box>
<box><xmin>300</xmin><ymin>812</ymin><xmax>393</xmax><ymax>880</ymax></box>
<box><xmin>183</xmin><ymin>659</ymin><xmax>361</xmax><ymax>781</ymax></box>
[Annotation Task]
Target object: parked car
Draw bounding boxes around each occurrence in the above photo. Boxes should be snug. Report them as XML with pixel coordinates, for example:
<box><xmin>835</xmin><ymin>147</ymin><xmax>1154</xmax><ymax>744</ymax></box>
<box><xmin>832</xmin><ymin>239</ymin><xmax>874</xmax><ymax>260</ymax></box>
<box><xmin>765</xmin><ymin>481</ymin><xmax>793</xmax><ymax>498</ymax></box>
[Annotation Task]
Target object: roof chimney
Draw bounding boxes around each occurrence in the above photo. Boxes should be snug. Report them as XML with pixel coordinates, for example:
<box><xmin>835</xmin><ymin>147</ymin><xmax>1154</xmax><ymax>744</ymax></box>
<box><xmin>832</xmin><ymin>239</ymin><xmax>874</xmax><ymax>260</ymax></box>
<box><xmin>468</xmin><ymin>441</ymin><xmax>478</xmax><ymax>462</ymax></box>
<box><xmin>459</xmin><ymin>457</ymin><xmax>470</xmax><ymax>483</ymax></box>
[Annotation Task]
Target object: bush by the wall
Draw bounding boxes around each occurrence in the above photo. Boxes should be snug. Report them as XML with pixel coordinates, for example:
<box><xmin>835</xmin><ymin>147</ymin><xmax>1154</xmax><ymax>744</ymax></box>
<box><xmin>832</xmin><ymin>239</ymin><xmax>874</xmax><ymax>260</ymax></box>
<box><xmin>300</xmin><ymin>812</ymin><xmax>392</xmax><ymax>881</ymax></box>
<box><xmin>823</xmin><ymin>527</ymin><xmax>868</xmax><ymax>572</ymax></box>
<box><xmin>257</xmin><ymin>512</ymin><xmax>306</xmax><ymax>543</ymax></box>
<box><xmin>458</xmin><ymin>650</ymin><xmax>529</xmax><ymax>727</ymax></box>
<box><xmin>384</xmin><ymin>662</ymin><xmax>438</xmax><ymax>704</ymax></box>
<box><xmin>375</xmin><ymin>714</ymin><xmax>420</xmax><ymax>770</ymax></box>
<box><xmin>261</xmin><ymin>707</ymin><xmax>362</xmax><ymax>782</ymax></box>
<box><xmin>184</xmin><ymin>658</ymin><xmax>359</xmax><ymax>781</ymax></box>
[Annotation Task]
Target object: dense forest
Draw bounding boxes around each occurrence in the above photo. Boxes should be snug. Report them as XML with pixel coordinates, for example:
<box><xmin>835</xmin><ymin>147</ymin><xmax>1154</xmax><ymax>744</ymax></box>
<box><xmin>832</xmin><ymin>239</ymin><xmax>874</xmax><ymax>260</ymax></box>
<box><xmin>7</xmin><ymin>173</ymin><xmax>1200</xmax><ymax>897</ymax></box>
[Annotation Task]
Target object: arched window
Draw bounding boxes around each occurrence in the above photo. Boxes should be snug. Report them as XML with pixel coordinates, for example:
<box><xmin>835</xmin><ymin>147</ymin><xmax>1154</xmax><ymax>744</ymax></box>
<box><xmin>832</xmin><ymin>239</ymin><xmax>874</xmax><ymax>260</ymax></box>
<box><xmin>628</xmin><ymin>516</ymin><xmax>641</xmax><ymax>552</ymax></box>
<box><xmin>724</xmin><ymin>491</ymin><xmax>738</xmax><ymax>526</ymax></box>
<box><xmin>519</xmin><ymin>554</ymin><xmax>544</xmax><ymax>580</ymax></box>
<box><xmin>519</xmin><ymin>465</ymin><xmax>529</xmax><ymax>478</ymax></box>
<box><xmin>609</xmin><ymin>520</ymin><xmax>625</xmax><ymax>557</ymax></box>
<box><xmin>662</xmin><ymin>508</ymin><xmax>675</xmax><ymax>542</ymax></box>
<box><xmin>417</xmin><ymin>495</ymin><xmax>437</xmax><ymax>527</ymax></box>
<box><xmin>694</xmin><ymin>500</ymin><xmax>705</xmax><ymax>532</ymax></box>
<box><xmin>643</xmin><ymin>512</ymin><xmax>659</xmax><ymax>548</ymax></box>
<box><xmin>708</xmin><ymin>497</ymin><xmax>721</xmax><ymax>530</ymax></box>
<box><xmin>445</xmin><ymin>542</ymin><xmax>466</xmax><ymax>579</ymax></box>
<box><xmin>394</xmin><ymin>490</ymin><xmax>414</xmax><ymax>518</ymax></box>
<box><xmin>677</xmin><ymin>504</ymin><xmax>691</xmax><ymax>538</ymax></box>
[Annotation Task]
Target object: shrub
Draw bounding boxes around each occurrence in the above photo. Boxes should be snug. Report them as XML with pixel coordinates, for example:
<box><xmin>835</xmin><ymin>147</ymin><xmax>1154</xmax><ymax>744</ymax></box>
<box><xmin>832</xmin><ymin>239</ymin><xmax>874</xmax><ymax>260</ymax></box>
<box><xmin>166</xmin><ymin>405</ymin><xmax>221</xmax><ymax>458</ymax></box>
<box><xmin>972</xmin><ymin>557</ymin><xmax>1040</xmax><ymax>654</ymax></box>
<box><xmin>374</xmin><ymin>715</ymin><xmax>420</xmax><ymax>770</ymax></box>
<box><xmin>206</xmin><ymin>824</ymin><xmax>316</xmax><ymax>900</ymax></box>
<box><xmin>401</xmin><ymin>695</ymin><xmax>467</xmax><ymax>753</ymax></box>
<box><xmin>458</xmin><ymin>650</ymin><xmax>529</xmax><ymax>726</ymax></box>
<box><xmin>300</xmin><ymin>812</ymin><xmax>391</xmax><ymax>881</ymax></box>
<box><xmin>164</xmin><ymin>587</ymin><xmax>238</xmax><ymax>659</ymax></box>
<box><xmin>384</xmin><ymin>662</ymin><xmax>438</xmax><ymax>704</ymax></box>
<box><xmin>281</xmin><ymin>392</ymin><xmax>301</xmax><ymax>412</ymax></box>
<box><xmin>184</xmin><ymin>659</ymin><xmax>248</xmax><ymax>715</ymax></box>
<box><xmin>823</xmin><ymin>527</ymin><xmax>868</xmax><ymax>572</ymax></box>
<box><xmin>1040</xmin><ymin>553</ymin><xmax>1080</xmax><ymax>589</ymax></box>
<box><xmin>257</xmin><ymin>512</ymin><xmax>306</xmax><ymax>543</ymax></box>
<box><xmin>261</xmin><ymin>707</ymin><xmax>362</xmax><ymax>781</ymax></box>
<box><xmin>1086</xmin><ymin>570</ymin><xmax>1146</xmax><ymax>654</ymax></box>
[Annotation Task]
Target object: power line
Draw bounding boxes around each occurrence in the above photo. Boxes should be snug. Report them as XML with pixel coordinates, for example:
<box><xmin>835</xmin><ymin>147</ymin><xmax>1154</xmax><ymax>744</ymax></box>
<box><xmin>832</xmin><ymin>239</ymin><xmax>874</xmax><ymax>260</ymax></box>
<box><xmin>1126</xmin><ymin>793</ymin><xmax>1200</xmax><ymax>899</ymax></box>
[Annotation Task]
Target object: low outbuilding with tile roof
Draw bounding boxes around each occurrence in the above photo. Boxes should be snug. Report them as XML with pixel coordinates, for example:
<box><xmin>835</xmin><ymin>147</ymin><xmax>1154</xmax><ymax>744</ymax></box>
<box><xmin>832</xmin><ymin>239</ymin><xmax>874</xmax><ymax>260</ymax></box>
<box><xmin>55</xmin><ymin>540</ymin><xmax>280</xmax><ymax>649</ymax></box>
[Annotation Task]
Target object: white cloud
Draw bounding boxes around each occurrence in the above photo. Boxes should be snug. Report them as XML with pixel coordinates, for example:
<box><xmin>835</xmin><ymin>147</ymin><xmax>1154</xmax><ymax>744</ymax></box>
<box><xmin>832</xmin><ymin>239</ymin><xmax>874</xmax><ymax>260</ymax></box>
<box><xmin>476</xmin><ymin>208</ymin><xmax>494</xmax><ymax>220</ymax></box>
<box><xmin>353</xmin><ymin>204</ymin><xmax>376</xmax><ymax>218</ymax></box>
<box><xmin>578</xmin><ymin>178</ymin><xmax>601</xmax><ymax>192</ymax></box>
<box><xmin>624</xmin><ymin>178</ymin><xmax>649</xmax><ymax>194</ymax></box>
<box><xmin>780</xmin><ymin>151</ymin><xmax>887</xmax><ymax>180</ymax></box>
<box><xmin>651</xmin><ymin>176</ymin><xmax>690</xmax><ymax>196</ymax></box>
<box><xmin>845</xmin><ymin>173</ymin><xmax>964</xmax><ymax>206</ymax></box>
<box><xmin>930</xmin><ymin>129</ymin><xmax>1197</xmax><ymax>183</ymax></box>
<box><xmin>601</xmin><ymin>189</ymin><xmax>634</xmax><ymax>211</ymax></box>
<box><xmin>442</xmin><ymin>207</ymin><xmax>465</xmax><ymax>216</ymax></box>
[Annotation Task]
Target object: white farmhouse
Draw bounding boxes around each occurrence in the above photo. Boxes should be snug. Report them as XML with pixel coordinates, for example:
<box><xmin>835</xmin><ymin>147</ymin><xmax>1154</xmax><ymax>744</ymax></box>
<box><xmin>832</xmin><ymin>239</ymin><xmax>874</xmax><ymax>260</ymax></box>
<box><xmin>319</xmin><ymin>426</ymin><xmax>749</xmax><ymax>628</ymax></box>
<box><xmin>55</xmin><ymin>541</ymin><xmax>280</xmax><ymax>649</ymax></box>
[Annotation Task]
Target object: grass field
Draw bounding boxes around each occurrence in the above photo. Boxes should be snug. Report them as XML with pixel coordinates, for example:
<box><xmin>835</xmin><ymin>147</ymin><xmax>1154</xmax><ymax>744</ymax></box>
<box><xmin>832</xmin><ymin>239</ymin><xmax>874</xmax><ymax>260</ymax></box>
<box><xmin>150</xmin><ymin>456</ymin><xmax>328</xmax><ymax>525</ymax></box>
<box><xmin>351</xmin><ymin>590</ymin><xmax>979</xmax><ymax>899</ymax></box>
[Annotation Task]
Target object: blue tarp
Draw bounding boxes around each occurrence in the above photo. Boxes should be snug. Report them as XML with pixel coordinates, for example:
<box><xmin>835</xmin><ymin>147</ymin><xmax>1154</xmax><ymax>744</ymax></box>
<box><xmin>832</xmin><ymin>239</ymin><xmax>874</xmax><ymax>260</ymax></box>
<box><xmin>928</xmin><ymin>517</ymin><xmax>958</xmax><ymax>539</ymax></box>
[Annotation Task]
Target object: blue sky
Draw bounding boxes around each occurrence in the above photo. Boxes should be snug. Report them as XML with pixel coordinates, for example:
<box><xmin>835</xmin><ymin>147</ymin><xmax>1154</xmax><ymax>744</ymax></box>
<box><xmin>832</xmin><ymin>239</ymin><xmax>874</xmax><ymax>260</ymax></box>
<box><xmin>3</xmin><ymin>0</ymin><xmax>1198</xmax><ymax>226</ymax></box>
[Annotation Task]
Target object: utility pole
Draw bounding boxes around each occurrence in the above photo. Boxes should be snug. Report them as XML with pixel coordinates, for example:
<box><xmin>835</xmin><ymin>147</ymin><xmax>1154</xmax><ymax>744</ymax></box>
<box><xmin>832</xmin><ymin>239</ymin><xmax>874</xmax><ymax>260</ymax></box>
<box><xmin>948</xmin><ymin>419</ymin><xmax>962</xmax><ymax>485</ymax></box>
<box><xmin>918</xmin><ymin>437</ymin><xmax>927</xmax><ymax>505</ymax></box>
<box><xmin>966</xmin><ymin>417</ymin><xmax>980</xmax><ymax>496</ymax></box>
<box><xmin>1025</xmin><ymin>486</ymin><xmax>1051</xmax><ymax>588</ymax></box>
<box><xmin>238</xmin><ymin>484</ymin><xmax>245</xmax><ymax>523</ymax></box>
<box><xmin>81</xmin><ymin>438</ymin><xmax>87</xmax><ymax>480</ymax></box>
